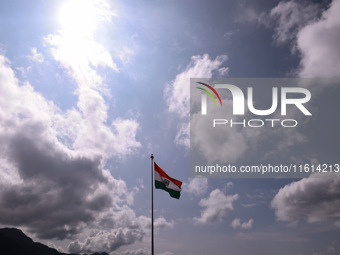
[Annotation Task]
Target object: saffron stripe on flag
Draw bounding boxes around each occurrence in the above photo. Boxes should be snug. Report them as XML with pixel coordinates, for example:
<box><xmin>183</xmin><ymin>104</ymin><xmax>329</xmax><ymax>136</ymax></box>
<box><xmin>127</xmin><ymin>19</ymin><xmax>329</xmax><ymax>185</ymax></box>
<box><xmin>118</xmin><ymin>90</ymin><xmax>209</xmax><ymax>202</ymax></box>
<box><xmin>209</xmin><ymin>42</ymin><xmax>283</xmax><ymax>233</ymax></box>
<box><xmin>154</xmin><ymin>162</ymin><xmax>182</xmax><ymax>199</ymax></box>
<box><xmin>154</xmin><ymin>163</ymin><xmax>182</xmax><ymax>188</ymax></box>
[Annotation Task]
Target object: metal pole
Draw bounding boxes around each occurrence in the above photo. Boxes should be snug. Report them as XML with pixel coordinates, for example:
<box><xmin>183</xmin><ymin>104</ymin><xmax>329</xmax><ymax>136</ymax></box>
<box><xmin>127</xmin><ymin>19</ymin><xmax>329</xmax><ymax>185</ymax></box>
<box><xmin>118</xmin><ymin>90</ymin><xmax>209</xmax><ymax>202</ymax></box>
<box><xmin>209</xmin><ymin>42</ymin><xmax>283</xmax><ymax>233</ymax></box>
<box><xmin>150</xmin><ymin>154</ymin><xmax>154</xmax><ymax>255</ymax></box>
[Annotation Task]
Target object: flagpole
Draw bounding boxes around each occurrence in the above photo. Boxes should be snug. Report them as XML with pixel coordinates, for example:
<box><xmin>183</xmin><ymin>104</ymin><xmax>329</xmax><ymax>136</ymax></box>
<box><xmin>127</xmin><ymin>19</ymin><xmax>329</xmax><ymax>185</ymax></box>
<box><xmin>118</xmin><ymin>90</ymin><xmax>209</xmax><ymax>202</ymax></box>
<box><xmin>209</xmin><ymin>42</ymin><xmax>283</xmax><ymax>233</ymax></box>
<box><xmin>150</xmin><ymin>154</ymin><xmax>154</xmax><ymax>255</ymax></box>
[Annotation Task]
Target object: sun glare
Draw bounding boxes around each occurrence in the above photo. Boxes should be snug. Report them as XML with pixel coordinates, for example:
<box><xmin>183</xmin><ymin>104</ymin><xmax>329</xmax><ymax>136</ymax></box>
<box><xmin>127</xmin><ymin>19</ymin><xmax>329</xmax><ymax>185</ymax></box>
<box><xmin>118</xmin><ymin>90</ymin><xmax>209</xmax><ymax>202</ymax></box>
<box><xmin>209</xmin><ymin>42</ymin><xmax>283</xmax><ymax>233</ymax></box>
<box><xmin>58</xmin><ymin>0</ymin><xmax>98</xmax><ymax>36</ymax></box>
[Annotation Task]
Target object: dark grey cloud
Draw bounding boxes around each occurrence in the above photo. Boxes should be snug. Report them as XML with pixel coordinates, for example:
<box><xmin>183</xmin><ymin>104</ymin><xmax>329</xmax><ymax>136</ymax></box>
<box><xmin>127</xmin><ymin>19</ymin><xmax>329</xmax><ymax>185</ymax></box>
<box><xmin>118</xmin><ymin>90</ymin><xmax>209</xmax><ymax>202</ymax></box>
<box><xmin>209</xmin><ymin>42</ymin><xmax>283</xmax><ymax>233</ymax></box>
<box><xmin>0</xmin><ymin>53</ymin><xmax>145</xmax><ymax>252</ymax></box>
<box><xmin>0</xmin><ymin>126</ymin><xmax>108</xmax><ymax>239</ymax></box>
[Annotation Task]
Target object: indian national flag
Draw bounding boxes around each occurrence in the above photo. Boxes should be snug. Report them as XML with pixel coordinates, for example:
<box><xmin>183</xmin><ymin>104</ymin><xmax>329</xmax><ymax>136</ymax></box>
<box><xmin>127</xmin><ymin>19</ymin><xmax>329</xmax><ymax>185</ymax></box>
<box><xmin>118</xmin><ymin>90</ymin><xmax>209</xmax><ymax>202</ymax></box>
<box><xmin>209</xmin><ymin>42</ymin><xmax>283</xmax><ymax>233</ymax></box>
<box><xmin>154</xmin><ymin>162</ymin><xmax>182</xmax><ymax>199</ymax></box>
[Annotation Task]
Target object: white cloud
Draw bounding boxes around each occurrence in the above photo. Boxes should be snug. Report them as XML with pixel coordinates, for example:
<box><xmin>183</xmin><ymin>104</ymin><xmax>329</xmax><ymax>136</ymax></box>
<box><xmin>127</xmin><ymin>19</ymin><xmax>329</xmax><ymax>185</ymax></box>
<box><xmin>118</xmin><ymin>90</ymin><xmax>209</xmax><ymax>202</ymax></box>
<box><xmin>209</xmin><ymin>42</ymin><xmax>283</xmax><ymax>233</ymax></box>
<box><xmin>154</xmin><ymin>217</ymin><xmax>175</xmax><ymax>230</ymax></box>
<box><xmin>234</xmin><ymin>6</ymin><xmax>267</xmax><ymax>25</ymax></box>
<box><xmin>0</xmin><ymin>2</ymin><xmax>142</xmax><ymax>250</ymax></box>
<box><xmin>112</xmin><ymin>119</ymin><xmax>141</xmax><ymax>156</ymax></box>
<box><xmin>218</xmin><ymin>67</ymin><xmax>229</xmax><ymax>76</ymax></box>
<box><xmin>138</xmin><ymin>216</ymin><xmax>175</xmax><ymax>231</ymax></box>
<box><xmin>118</xmin><ymin>46</ymin><xmax>136</xmax><ymax>65</ymax></box>
<box><xmin>111</xmin><ymin>251</ymin><xmax>173</xmax><ymax>255</ymax></box>
<box><xmin>69</xmin><ymin>229</ymin><xmax>143</xmax><ymax>253</ymax></box>
<box><xmin>111</xmin><ymin>249</ymin><xmax>150</xmax><ymax>255</ymax></box>
<box><xmin>271</xmin><ymin>173</ymin><xmax>340</xmax><ymax>225</ymax></box>
<box><xmin>190</xmin><ymin>99</ymin><xmax>248</xmax><ymax>163</ymax></box>
<box><xmin>231</xmin><ymin>218</ymin><xmax>254</xmax><ymax>230</ymax></box>
<box><xmin>226</xmin><ymin>182</ymin><xmax>234</xmax><ymax>190</ymax></box>
<box><xmin>66</xmin><ymin>205</ymin><xmax>152</xmax><ymax>253</ymax></box>
<box><xmin>297</xmin><ymin>0</ymin><xmax>340</xmax><ymax>77</ymax></box>
<box><xmin>43</xmin><ymin>0</ymin><xmax>140</xmax><ymax>158</ymax></box>
<box><xmin>174</xmin><ymin>122</ymin><xmax>190</xmax><ymax>148</ymax></box>
<box><xmin>270</xmin><ymin>0</ymin><xmax>340</xmax><ymax>79</ymax></box>
<box><xmin>183</xmin><ymin>177</ymin><xmax>208</xmax><ymax>197</ymax></box>
<box><xmin>29</xmin><ymin>47</ymin><xmax>44</xmax><ymax>63</ymax></box>
<box><xmin>68</xmin><ymin>227</ymin><xmax>144</xmax><ymax>254</ymax></box>
<box><xmin>44</xmin><ymin>31</ymin><xmax>118</xmax><ymax>84</ymax></box>
<box><xmin>166</xmin><ymin>54</ymin><xmax>227</xmax><ymax>119</ymax></box>
<box><xmin>47</xmin><ymin>242</ymin><xmax>65</xmax><ymax>253</ymax></box>
<box><xmin>194</xmin><ymin>189</ymin><xmax>239</xmax><ymax>224</ymax></box>
<box><xmin>270</xmin><ymin>1</ymin><xmax>319</xmax><ymax>45</ymax></box>
<box><xmin>241</xmin><ymin>203</ymin><xmax>257</xmax><ymax>208</ymax></box>
<box><xmin>165</xmin><ymin>54</ymin><xmax>228</xmax><ymax>148</ymax></box>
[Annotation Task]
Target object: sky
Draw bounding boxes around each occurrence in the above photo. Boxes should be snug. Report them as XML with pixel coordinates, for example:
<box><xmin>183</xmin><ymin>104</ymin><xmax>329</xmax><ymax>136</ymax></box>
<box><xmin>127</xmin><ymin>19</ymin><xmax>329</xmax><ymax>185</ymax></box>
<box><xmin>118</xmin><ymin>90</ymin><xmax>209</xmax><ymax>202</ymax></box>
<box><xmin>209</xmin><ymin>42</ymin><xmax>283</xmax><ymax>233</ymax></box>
<box><xmin>0</xmin><ymin>0</ymin><xmax>340</xmax><ymax>255</ymax></box>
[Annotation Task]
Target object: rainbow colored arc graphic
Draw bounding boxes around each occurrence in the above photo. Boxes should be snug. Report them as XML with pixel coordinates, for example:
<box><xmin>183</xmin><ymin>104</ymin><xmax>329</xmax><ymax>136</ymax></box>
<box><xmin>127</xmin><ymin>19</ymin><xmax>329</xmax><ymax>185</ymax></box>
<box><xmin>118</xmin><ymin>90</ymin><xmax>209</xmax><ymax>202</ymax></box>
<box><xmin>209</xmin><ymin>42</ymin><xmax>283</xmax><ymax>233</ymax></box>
<box><xmin>196</xmin><ymin>82</ymin><xmax>222</xmax><ymax>106</ymax></box>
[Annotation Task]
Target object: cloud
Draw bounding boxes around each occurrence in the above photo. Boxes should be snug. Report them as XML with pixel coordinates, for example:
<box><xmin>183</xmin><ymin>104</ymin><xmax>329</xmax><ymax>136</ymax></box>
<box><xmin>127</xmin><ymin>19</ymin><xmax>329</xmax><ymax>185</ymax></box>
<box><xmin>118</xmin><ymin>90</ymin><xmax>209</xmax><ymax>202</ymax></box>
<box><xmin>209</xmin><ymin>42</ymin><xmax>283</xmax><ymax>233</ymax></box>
<box><xmin>111</xmin><ymin>249</ymin><xmax>150</xmax><ymax>255</ymax></box>
<box><xmin>270</xmin><ymin>1</ymin><xmax>320</xmax><ymax>45</ymax></box>
<box><xmin>29</xmin><ymin>48</ymin><xmax>44</xmax><ymax>63</ymax></box>
<box><xmin>183</xmin><ymin>177</ymin><xmax>208</xmax><ymax>197</ymax></box>
<box><xmin>218</xmin><ymin>67</ymin><xmax>229</xmax><ymax>76</ymax></box>
<box><xmin>67</xmin><ymin>206</ymin><xmax>171</xmax><ymax>253</ymax></box>
<box><xmin>165</xmin><ymin>54</ymin><xmax>228</xmax><ymax>148</ymax></box>
<box><xmin>154</xmin><ymin>217</ymin><xmax>175</xmax><ymax>230</ymax></box>
<box><xmin>296</xmin><ymin>0</ymin><xmax>340</xmax><ymax>77</ymax></box>
<box><xmin>234</xmin><ymin>6</ymin><xmax>267</xmax><ymax>25</ymax></box>
<box><xmin>190</xmin><ymin>99</ymin><xmax>249</xmax><ymax>163</ymax></box>
<box><xmin>241</xmin><ymin>203</ymin><xmax>257</xmax><ymax>208</ymax></box>
<box><xmin>231</xmin><ymin>218</ymin><xmax>254</xmax><ymax>230</ymax></box>
<box><xmin>138</xmin><ymin>216</ymin><xmax>175</xmax><ymax>231</ymax></box>
<box><xmin>118</xmin><ymin>46</ymin><xmax>136</xmax><ymax>65</ymax></box>
<box><xmin>174</xmin><ymin>122</ymin><xmax>190</xmax><ymax>148</ymax></box>
<box><xmin>66</xmin><ymin>205</ymin><xmax>151</xmax><ymax>253</ymax></box>
<box><xmin>226</xmin><ymin>182</ymin><xmax>234</xmax><ymax>190</ymax></box>
<box><xmin>111</xmin><ymin>119</ymin><xmax>141</xmax><ymax>156</ymax></box>
<box><xmin>0</xmin><ymin>2</ymin><xmax>142</xmax><ymax>249</ymax></box>
<box><xmin>43</xmin><ymin>0</ymin><xmax>140</xmax><ymax>158</ymax></box>
<box><xmin>189</xmin><ymin>80</ymin><xmax>309</xmax><ymax>165</ymax></box>
<box><xmin>190</xmin><ymin>80</ymin><xmax>311</xmax><ymax>166</ymax></box>
<box><xmin>68</xmin><ymin>227</ymin><xmax>144</xmax><ymax>254</ymax></box>
<box><xmin>47</xmin><ymin>242</ymin><xmax>65</xmax><ymax>253</ymax></box>
<box><xmin>270</xmin><ymin>0</ymin><xmax>340</xmax><ymax>78</ymax></box>
<box><xmin>194</xmin><ymin>189</ymin><xmax>239</xmax><ymax>224</ymax></box>
<box><xmin>271</xmin><ymin>173</ymin><xmax>340</xmax><ymax>226</ymax></box>
<box><xmin>111</xmin><ymin>250</ymin><xmax>175</xmax><ymax>255</ymax></box>
<box><xmin>166</xmin><ymin>54</ymin><xmax>227</xmax><ymax>119</ymax></box>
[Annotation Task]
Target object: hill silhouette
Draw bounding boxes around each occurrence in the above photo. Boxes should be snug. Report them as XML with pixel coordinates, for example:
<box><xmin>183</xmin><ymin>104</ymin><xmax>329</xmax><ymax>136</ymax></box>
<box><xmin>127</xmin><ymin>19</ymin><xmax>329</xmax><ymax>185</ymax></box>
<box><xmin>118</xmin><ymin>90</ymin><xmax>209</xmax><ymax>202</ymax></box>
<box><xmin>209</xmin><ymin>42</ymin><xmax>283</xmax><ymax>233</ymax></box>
<box><xmin>0</xmin><ymin>228</ymin><xmax>109</xmax><ymax>255</ymax></box>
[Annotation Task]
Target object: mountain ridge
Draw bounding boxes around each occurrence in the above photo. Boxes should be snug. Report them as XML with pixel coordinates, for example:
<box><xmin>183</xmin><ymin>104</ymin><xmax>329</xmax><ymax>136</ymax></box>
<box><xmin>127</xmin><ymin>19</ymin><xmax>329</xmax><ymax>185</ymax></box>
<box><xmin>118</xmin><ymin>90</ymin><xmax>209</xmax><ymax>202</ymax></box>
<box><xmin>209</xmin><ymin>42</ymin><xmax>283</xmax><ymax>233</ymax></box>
<box><xmin>0</xmin><ymin>228</ymin><xmax>109</xmax><ymax>255</ymax></box>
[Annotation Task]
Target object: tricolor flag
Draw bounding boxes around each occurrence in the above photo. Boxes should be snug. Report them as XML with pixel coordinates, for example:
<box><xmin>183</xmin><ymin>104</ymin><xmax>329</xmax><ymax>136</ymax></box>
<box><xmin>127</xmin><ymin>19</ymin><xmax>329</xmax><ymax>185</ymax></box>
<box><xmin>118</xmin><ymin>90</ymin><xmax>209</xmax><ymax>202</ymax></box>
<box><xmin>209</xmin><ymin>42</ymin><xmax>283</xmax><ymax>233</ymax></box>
<box><xmin>154</xmin><ymin>162</ymin><xmax>182</xmax><ymax>199</ymax></box>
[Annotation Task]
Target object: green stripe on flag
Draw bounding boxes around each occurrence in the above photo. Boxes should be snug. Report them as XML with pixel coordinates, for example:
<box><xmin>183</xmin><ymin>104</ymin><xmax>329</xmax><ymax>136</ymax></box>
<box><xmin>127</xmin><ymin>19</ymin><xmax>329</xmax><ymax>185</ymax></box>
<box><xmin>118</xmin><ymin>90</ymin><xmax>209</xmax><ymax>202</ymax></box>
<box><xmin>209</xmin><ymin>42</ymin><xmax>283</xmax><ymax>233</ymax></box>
<box><xmin>155</xmin><ymin>180</ymin><xmax>181</xmax><ymax>199</ymax></box>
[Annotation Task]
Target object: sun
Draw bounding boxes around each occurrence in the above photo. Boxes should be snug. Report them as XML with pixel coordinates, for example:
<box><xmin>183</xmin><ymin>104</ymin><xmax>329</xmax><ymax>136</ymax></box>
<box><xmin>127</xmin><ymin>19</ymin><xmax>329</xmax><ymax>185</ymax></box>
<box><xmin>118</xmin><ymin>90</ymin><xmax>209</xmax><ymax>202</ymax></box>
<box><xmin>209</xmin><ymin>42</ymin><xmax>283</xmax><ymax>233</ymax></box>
<box><xmin>58</xmin><ymin>0</ymin><xmax>98</xmax><ymax>36</ymax></box>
